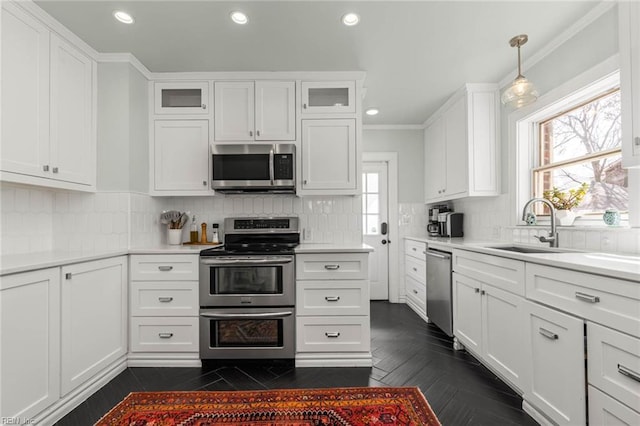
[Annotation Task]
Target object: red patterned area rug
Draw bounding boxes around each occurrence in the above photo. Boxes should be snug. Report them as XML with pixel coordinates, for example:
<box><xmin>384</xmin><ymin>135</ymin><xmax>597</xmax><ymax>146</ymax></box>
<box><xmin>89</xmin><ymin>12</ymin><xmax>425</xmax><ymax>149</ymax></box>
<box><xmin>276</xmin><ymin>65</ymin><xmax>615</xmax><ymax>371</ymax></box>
<box><xmin>95</xmin><ymin>387</ymin><xmax>441</xmax><ymax>425</ymax></box>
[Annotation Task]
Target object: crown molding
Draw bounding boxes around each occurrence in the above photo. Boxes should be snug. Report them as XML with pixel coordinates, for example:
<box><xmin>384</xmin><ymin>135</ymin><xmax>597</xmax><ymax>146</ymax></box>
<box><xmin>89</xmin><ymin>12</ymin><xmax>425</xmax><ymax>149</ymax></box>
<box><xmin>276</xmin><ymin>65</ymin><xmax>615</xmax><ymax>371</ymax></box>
<box><xmin>363</xmin><ymin>124</ymin><xmax>425</xmax><ymax>130</ymax></box>
<box><xmin>498</xmin><ymin>1</ymin><xmax>617</xmax><ymax>89</ymax></box>
<box><xmin>97</xmin><ymin>53</ymin><xmax>153</xmax><ymax>80</ymax></box>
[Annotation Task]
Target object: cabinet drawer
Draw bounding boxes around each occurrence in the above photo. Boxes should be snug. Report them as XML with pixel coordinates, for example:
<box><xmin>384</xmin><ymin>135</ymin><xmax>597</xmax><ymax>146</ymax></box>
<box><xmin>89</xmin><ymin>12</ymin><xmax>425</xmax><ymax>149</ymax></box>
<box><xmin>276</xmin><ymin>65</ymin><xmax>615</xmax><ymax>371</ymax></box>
<box><xmin>588</xmin><ymin>322</ymin><xmax>640</xmax><ymax>410</ymax></box>
<box><xmin>130</xmin><ymin>282</ymin><xmax>198</xmax><ymax>316</ymax></box>
<box><xmin>296</xmin><ymin>316</ymin><xmax>370</xmax><ymax>352</ymax></box>
<box><xmin>405</xmin><ymin>256</ymin><xmax>425</xmax><ymax>284</ymax></box>
<box><xmin>296</xmin><ymin>253</ymin><xmax>368</xmax><ymax>280</ymax></box>
<box><xmin>589</xmin><ymin>385</ymin><xmax>640</xmax><ymax>425</ymax></box>
<box><xmin>526</xmin><ymin>263</ymin><xmax>640</xmax><ymax>336</ymax></box>
<box><xmin>296</xmin><ymin>280</ymin><xmax>368</xmax><ymax>316</ymax></box>
<box><xmin>405</xmin><ymin>275</ymin><xmax>426</xmax><ymax>312</ymax></box>
<box><xmin>405</xmin><ymin>239</ymin><xmax>426</xmax><ymax>261</ymax></box>
<box><xmin>130</xmin><ymin>317</ymin><xmax>199</xmax><ymax>352</ymax></box>
<box><xmin>130</xmin><ymin>255</ymin><xmax>198</xmax><ymax>281</ymax></box>
<box><xmin>453</xmin><ymin>250</ymin><xmax>525</xmax><ymax>296</ymax></box>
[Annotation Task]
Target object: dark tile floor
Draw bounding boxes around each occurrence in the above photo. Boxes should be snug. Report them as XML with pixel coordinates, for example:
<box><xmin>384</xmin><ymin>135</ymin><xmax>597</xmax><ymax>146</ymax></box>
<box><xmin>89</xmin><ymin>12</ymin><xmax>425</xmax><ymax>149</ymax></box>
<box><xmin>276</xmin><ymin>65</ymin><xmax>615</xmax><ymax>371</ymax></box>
<box><xmin>56</xmin><ymin>302</ymin><xmax>537</xmax><ymax>425</ymax></box>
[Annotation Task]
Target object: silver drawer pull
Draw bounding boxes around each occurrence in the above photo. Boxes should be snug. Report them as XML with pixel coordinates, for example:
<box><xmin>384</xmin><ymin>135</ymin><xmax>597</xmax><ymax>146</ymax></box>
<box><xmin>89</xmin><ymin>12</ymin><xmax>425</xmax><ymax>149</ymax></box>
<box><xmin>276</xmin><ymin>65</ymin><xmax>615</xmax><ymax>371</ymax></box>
<box><xmin>412</xmin><ymin>267</ymin><xmax>418</xmax><ymax>272</ymax></box>
<box><xmin>539</xmin><ymin>328</ymin><xmax>558</xmax><ymax>340</ymax></box>
<box><xmin>325</xmin><ymin>332</ymin><xmax>340</xmax><ymax>338</ymax></box>
<box><xmin>324</xmin><ymin>265</ymin><xmax>340</xmax><ymax>270</ymax></box>
<box><xmin>158</xmin><ymin>333</ymin><xmax>174</xmax><ymax>339</ymax></box>
<box><xmin>325</xmin><ymin>296</ymin><xmax>340</xmax><ymax>302</ymax></box>
<box><xmin>158</xmin><ymin>266</ymin><xmax>173</xmax><ymax>271</ymax></box>
<box><xmin>618</xmin><ymin>364</ymin><xmax>640</xmax><ymax>383</ymax></box>
<box><xmin>158</xmin><ymin>297</ymin><xmax>174</xmax><ymax>303</ymax></box>
<box><xmin>412</xmin><ymin>247</ymin><xmax>417</xmax><ymax>251</ymax></box>
<box><xmin>575</xmin><ymin>292</ymin><xmax>600</xmax><ymax>303</ymax></box>
<box><xmin>412</xmin><ymin>289</ymin><xmax>418</xmax><ymax>294</ymax></box>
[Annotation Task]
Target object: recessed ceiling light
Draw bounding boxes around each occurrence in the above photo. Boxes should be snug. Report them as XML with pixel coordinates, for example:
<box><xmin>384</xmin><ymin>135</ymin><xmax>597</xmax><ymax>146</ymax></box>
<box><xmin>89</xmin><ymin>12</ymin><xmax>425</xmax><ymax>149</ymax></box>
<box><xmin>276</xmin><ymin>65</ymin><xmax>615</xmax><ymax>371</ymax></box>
<box><xmin>342</xmin><ymin>13</ymin><xmax>360</xmax><ymax>26</ymax></box>
<box><xmin>365</xmin><ymin>108</ymin><xmax>379</xmax><ymax>116</ymax></box>
<box><xmin>230</xmin><ymin>11</ymin><xmax>248</xmax><ymax>25</ymax></box>
<box><xmin>113</xmin><ymin>10</ymin><xmax>135</xmax><ymax>24</ymax></box>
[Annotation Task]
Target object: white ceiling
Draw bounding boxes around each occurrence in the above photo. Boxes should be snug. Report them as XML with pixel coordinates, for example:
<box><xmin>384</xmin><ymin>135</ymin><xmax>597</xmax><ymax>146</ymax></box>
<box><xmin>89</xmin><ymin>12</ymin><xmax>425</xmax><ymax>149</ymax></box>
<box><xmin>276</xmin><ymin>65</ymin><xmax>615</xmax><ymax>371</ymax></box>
<box><xmin>34</xmin><ymin>1</ymin><xmax>600</xmax><ymax>125</ymax></box>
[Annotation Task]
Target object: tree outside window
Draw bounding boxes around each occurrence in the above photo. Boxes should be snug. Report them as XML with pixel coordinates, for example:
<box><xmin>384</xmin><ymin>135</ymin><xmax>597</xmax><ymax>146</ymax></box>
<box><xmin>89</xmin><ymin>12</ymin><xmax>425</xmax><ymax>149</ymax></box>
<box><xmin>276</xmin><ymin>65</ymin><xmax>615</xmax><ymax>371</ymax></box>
<box><xmin>533</xmin><ymin>89</ymin><xmax>628</xmax><ymax>216</ymax></box>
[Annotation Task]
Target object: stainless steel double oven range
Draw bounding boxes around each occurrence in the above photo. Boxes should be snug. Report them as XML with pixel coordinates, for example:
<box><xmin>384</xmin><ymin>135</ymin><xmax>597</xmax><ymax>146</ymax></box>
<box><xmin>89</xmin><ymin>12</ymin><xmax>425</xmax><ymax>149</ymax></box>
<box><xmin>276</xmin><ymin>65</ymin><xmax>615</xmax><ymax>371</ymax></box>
<box><xmin>199</xmin><ymin>217</ymin><xmax>299</xmax><ymax>360</ymax></box>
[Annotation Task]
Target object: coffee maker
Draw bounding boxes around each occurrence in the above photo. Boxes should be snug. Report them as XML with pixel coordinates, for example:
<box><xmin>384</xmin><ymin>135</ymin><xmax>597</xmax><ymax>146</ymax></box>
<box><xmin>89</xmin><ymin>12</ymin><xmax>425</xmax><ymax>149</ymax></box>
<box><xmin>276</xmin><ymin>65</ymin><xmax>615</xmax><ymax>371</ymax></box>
<box><xmin>428</xmin><ymin>204</ymin><xmax>449</xmax><ymax>236</ymax></box>
<box><xmin>438</xmin><ymin>212</ymin><xmax>464</xmax><ymax>238</ymax></box>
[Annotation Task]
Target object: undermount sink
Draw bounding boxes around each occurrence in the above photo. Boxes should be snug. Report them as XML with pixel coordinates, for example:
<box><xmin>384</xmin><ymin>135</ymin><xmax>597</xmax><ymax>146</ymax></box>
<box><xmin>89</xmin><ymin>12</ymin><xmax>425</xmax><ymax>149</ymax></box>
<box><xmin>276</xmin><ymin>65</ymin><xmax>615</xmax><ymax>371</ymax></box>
<box><xmin>487</xmin><ymin>245</ymin><xmax>574</xmax><ymax>254</ymax></box>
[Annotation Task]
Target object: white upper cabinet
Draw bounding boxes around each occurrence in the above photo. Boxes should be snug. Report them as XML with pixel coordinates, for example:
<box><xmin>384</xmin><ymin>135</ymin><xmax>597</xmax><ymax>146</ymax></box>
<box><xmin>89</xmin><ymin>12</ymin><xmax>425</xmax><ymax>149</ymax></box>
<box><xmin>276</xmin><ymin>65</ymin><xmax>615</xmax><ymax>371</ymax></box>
<box><xmin>152</xmin><ymin>120</ymin><xmax>211</xmax><ymax>194</ymax></box>
<box><xmin>1</xmin><ymin>2</ymin><xmax>50</xmax><ymax>180</ymax></box>
<box><xmin>424</xmin><ymin>84</ymin><xmax>500</xmax><ymax>203</ymax></box>
<box><xmin>0</xmin><ymin>2</ymin><xmax>96</xmax><ymax>191</ymax></box>
<box><xmin>154</xmin><ymin>82</ymin><xmax>209</xmax><ymax>115</ymax></box>
<box><xmin>214</xmin><ymin>81</ymin><xmax>295</xmax><ymax>141</ymax></box>
<box><xmin>619</xmin><ymin>2</ymin><xmax>640</xmax><ymax>168</ymax></box>
<box><xmin>301</xmin><ymin>81</ymin><xmax>356</xmax><ymax>114</ymax></box>
<box><xmin>300</xmin><ymin>119</ymin><xmax>357</xmax><ymax>194</ymax></box>
<box><xmin>50</xmin><ymin>34</ymin><xmax>94</xmax><ymax>186</ymax></box>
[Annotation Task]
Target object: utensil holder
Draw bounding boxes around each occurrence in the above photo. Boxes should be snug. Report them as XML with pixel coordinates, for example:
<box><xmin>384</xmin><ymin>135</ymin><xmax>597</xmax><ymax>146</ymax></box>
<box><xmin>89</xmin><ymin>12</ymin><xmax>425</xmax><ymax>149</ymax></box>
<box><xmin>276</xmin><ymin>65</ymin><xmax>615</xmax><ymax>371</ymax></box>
<box><xmin>167</xmin><ymin>229</ymin><xmax>183</xmax><ymax>245</ymax></box>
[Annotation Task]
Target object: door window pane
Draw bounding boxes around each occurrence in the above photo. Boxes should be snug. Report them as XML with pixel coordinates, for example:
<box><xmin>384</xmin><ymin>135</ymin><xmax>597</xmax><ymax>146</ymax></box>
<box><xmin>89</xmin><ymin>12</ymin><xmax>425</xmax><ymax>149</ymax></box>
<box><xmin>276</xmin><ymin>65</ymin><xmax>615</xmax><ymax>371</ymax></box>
<box><xmin>362</xmin><ymin>172</ymin><xmax>381</xmax><ymax>235</ymax></box>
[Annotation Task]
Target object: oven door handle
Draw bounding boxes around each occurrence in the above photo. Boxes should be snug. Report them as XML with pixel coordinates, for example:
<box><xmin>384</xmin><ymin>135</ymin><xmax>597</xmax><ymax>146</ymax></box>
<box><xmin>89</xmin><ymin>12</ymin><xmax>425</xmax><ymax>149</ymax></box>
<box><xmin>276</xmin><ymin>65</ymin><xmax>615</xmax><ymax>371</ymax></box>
<box><xmin>200</xmin><ymin>311</ymin><xmax>293</xmax><ymax>319</ymax></box>
<box><xmin>200</xmin><ymin>258</ymin><xmax>293</xmax><ymax>266</ymax></box>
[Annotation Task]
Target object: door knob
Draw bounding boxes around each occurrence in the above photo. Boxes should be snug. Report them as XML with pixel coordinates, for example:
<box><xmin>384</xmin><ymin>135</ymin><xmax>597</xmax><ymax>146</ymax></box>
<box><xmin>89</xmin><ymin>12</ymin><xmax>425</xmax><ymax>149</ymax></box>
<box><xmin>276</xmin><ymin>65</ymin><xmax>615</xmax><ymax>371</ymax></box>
<box><xmin>381</xmin><ymin>240</ymin><xmax>387</xmax><ymax>245</ymax></box>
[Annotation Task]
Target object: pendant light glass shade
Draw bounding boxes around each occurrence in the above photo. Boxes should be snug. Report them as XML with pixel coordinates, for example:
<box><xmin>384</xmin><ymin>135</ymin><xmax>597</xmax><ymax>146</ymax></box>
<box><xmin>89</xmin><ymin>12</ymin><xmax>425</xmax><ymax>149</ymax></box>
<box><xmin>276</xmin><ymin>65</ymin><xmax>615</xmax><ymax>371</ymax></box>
<box><xmin>501</xmin><ymin>34</ymin><xmax>539</xmax><ymax>108</ymax></box>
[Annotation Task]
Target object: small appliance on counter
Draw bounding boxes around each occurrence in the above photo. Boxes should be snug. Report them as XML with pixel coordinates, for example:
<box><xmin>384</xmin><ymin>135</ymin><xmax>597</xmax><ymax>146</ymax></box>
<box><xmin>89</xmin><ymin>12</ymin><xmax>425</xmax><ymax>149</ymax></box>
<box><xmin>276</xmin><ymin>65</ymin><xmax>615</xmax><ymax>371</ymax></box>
<box><xmin>428</xmin><ymin>204</ymin><xmax>450</xmax><ymax>236</ymax></box>
<box><xmin>437</xmin><ymin>212</ymin><xmax>464</xmax><ymax>238</ymax></box>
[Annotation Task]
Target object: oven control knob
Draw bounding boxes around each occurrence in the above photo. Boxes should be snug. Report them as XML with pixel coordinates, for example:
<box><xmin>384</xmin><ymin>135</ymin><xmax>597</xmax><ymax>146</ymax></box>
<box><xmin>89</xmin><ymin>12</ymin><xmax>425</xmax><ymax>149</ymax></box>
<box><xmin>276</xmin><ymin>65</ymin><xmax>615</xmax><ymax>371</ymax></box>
<box><xmin>240</xmin><ymin>297</ymin><xmax>252</xmax><ymax>304</ymax></box>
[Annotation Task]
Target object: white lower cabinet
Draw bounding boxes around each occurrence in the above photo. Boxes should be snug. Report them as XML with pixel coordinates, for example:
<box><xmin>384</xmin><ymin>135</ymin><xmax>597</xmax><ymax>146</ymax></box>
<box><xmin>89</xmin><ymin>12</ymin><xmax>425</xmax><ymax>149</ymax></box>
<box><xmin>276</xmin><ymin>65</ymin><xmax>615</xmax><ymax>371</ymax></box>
<box><xmin>295</xmin><ymin>251</ymin><xmax>371</xmax><ymax>367</ymax></box>
<box><xmin>522</xmin><ymin>300</ymin><xmax>586</xmax><ymax>426</ymax></box>
<box><xmin>589</xmin><ymin>385</ymin><xmax>640</xmax><ymax>426</ymax></box>
<box><xmin>60</xmin><ymin>257</ymin><xmax>127</xmax><ymax>395</ymax></box>
<box><xmin>452</xmin><ymin>272</ymin><xmax>524</xmax><ymax>390</ymax></box>
<box><xmin>128</xmin><ymin>254</ymin><xmax>201</xmax><ymax>366</ymax></box>
<box><xmin>404</xmin><ymin>239</ymin><xmax>427</xmax><ymax>320</ymax></box>
<box><xmin>0</xmin><ymin>268</ymin><xmax>60</xmax><ymax>421</ymax></box>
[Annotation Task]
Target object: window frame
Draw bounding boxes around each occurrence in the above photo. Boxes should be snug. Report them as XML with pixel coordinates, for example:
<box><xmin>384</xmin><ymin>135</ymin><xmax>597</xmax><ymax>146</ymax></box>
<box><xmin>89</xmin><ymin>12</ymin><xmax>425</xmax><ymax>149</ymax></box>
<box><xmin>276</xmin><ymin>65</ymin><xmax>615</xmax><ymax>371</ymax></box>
<box><xmin>509</xmin><ymin>57</ymin><xmax>636</xmax><ymax>228</ymax></box>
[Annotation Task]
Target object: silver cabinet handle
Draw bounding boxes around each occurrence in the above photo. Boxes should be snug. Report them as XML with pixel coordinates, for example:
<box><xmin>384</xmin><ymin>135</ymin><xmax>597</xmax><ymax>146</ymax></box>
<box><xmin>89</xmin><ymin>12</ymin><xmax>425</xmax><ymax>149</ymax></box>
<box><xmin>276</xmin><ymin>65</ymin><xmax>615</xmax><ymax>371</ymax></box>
<box><xmin>618</xmin><ymin>364</ymin><xmax>640</xmax><ymax>383</ymax></box>
<box><xmin>539</xmin><ymin>328</ymin><xmax>558</xmax><ymax>340</ymax></box>
<box><xmin>158</xmin><ymin>297</ymin><xmax>174</xmax><ymax>303</ymax></box>
<box><xmin>303</xmin><ymin>180</ymin><xmax>308</xmax><ymax>185</ymax></box>
<box><xmin>324</xmin><ymin>265</ymin><xmax>340</xmax><ymax>270</ymax></box>
<box><xmin>634</xmin><ymin>136</ymin><xmax>640</xmax><ymax>147</ymax></box>
<box><xmin>158</xmin><ymin>266</ymin><xmax>173</xmax><ymax>271</ymax></box>
<box><xmin>575</xmin><ymin>292</ymin><xmax>600</xmax><ymax>303</ymax></box>
<box><xmin>425</xmin><ymin>251</ymin><xmax>450</xmax><ymax>260</ymax></box>
<box><xmin>202</xmin><ymin>104</ymin><xmax>206</xmax><ymax>109</ymax></box>
<box><xmin>475</xmin><ymin>288</ymin><xmax>480</xmax><ymax>293</ymax></box>
<box><xmin>325</xmin><ymin>332</ymin><xmax>340</xmax><ymax>338</ymax></box>
<box><xmin>249</xmin><ymin>130</ymin><xmax>253</xmax><ymax>137</ymax></box>
<box><xmin>412</xmin><ymin>267</ymin><xmax>418</xmax><ymax>272</ymax></box>
<box><xmin>412</xmin><ymin>247</ymin><xmax>417</xmax><ymax>251</ymax></box>
<box><xmin>158</xmin><ymin>333</ymin><xmax>173</xmax><ymax>339</ymax></box>
<box><xmin>43</xmin><ymin>165</ymin><xmax>50</xmax><ymax>172</ymax></box>
<box><xmin>65</xmin><ymin>273</ymin><xmax>72</xmax><ymax>280</ymax></box>
<box><xmin>303</xmin><ymin>103</ymin><xmax>307</xmax><ymax>109</ymax></box>
<box><xmin>257</xmin><ymin>130</ymin><xmax>261</xmax><ymax>137</ymax></box>
<box><xmin>481</xmin><ymin>290</ymin><xmax>486</xmax><ymax>295</ymax></box>
<box><xmin>52</xmin><ymin>167</ymin><xmax>59</xmax><ymax>173</ymax></box>
<box><xmin>202</xmin><ymin>180</ymin><xmax>207</xmax><ymax>186</ymax></box>
<box><xmin>325</xmin><ymin>296</ymin><xmax>340</xmax><ymax>302</ymax></box>
<box><xmin>413</xmin><ymin>289</ymin><xmax>418</xmax><ymax>294</ymax></box>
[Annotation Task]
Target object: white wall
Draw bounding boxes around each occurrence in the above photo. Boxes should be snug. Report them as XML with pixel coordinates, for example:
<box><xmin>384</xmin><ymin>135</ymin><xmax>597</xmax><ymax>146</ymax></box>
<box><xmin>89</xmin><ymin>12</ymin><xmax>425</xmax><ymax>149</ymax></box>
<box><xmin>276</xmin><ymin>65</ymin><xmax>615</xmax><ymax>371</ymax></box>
<box><xmin>128</xmin><ymin>65</ymin><xmax>149</xmax><ymax>194</ymax></box>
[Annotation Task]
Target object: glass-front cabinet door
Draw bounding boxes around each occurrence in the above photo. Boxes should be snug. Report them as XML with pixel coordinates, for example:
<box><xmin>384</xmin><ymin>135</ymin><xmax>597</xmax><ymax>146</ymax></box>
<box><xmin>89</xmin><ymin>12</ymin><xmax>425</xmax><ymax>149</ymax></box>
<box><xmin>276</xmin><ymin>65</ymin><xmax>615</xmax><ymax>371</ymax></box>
<box><xmin>154</xmin><ymin>81</ymin><xmax>209</xmax><ymax>115</ymax></box>
<box><xmin>301</xmin><ymin>81</ymin><xmax>356</xmax><ymax>114</ymax></box>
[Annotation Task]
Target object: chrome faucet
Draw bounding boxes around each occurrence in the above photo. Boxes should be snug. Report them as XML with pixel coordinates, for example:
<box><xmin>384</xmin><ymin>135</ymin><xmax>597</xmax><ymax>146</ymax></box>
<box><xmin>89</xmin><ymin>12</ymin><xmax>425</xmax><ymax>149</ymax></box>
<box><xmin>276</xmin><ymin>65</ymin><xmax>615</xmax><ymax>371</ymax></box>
<box><xmin>522</xmin><ymin>198</ymin><xmax>558</xmax><ymax>248</ymax></box>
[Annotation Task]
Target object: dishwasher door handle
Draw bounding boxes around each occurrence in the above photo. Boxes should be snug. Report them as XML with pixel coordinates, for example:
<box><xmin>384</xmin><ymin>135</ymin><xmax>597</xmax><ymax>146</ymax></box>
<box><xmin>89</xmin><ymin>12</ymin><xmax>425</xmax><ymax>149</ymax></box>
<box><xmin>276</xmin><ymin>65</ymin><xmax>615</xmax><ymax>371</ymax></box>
<box><xmin>425</xmin><ymin>251</ymin><xmax>451</xmax><ymax>260</ymax></box>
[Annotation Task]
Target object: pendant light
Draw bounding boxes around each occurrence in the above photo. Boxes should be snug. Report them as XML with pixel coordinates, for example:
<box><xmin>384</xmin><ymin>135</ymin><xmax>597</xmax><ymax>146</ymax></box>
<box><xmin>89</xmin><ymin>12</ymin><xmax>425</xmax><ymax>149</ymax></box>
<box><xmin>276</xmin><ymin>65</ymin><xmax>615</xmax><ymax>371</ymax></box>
<box><xmin>501</xmin><ymin>34</ymin><xmax>539</xmax><ymax>108</ymax></box>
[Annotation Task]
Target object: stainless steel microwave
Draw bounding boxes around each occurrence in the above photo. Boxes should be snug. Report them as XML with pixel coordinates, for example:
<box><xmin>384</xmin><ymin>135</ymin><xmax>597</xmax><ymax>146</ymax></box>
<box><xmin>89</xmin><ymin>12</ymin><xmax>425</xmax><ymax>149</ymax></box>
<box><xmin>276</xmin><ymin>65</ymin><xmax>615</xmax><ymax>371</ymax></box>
<box><xmin>211</xmin><ymin>144</ymin><xmax>295</xmax><ymax>193</ymax></box>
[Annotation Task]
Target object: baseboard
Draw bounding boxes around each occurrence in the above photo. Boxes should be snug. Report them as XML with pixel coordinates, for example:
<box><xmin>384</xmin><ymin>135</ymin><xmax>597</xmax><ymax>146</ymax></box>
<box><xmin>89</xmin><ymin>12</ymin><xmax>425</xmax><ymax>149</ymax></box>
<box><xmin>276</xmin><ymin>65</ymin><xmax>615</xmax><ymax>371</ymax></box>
<box><xmin>405</xmin><ymin>299</ymin><xmax>428</xmax><ymax>323</ymax></box>
<box><xmin>127</xmin><ymin>352</ymin><xmax>202</xmax><ymax>367</ymax></box>
<box><xmin>33</xmin><ymin>356</ymin><xmax>128</xmax><ymax>426</ymax></box>
<box><xmin>522</xmin><ymin>400</ymin><xmax>555</xmax><ymax>426</ymax></box>
<box><xmin>295</xmin><ymin>353</ymin><xmax>373</xmax><ymax>367</ymax></box>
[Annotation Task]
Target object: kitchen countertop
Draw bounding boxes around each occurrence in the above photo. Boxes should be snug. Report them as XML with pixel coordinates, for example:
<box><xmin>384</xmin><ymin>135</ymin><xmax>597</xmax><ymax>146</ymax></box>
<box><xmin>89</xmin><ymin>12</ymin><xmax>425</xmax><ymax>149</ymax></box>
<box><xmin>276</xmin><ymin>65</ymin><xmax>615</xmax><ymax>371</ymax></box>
<box><xmin>405</xmin><ymin>236</ymin><xmax>640</xmax><ymax>282</ymax></box>
<box><xmin>295</xmin><ymin>243</ymin><xmax>374</xmax><ymax>253</ymax></box>
<box><xmin>128</xmin><ymin>244</ymin><xmax>221</xmax><ymax>254</ymax></box>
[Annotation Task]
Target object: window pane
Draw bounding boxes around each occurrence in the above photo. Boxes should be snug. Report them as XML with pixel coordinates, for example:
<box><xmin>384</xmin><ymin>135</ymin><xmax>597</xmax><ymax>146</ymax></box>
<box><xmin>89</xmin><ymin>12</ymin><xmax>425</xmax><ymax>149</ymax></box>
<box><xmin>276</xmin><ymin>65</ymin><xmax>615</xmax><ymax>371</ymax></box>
<box><xmin>361</xmin><ymin>173</ymin><xmax>367</xmax><ymax>192</ymax></box>
<box><xmin>362</xmin><ymin>196</ymin><xmax>367</xmax><ymax>214</ymax></box>
<box><xmin>540</xmin><ymin>91</ymin><xmax>621</xmax><ymax>166</ymax></box>
<box><xmin>365</xmin><ymin>215</ymin><xmax>379</xmax><ymax>235</ymax></box>
<box><xmin>534</xmin><ymin>154</ymin><xmax>628</xmax><ymax>214</ymax></box>
<box><xmin>367</xmin><ymin>194</ymin><xmax>379</xmax><ymax>214</ymax></box>
<box><xmin>367</xmin><ymin>173</ymin><xmax>379</xmax><ymax>193</ymax></box>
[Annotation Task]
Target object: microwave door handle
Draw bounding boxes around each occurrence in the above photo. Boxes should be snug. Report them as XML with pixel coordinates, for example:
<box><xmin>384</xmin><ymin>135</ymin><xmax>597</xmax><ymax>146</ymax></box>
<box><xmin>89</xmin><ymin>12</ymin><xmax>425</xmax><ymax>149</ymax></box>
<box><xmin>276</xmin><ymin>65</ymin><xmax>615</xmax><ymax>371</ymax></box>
<box><xmin>269</xmin><ymin>147</ymin><xmax>275</xmax><ymax>185</ymax></box>
<box><xmin>200</xmin><ymin>311</ymin><xmax>293</xmax><ymax>319</ymax></box>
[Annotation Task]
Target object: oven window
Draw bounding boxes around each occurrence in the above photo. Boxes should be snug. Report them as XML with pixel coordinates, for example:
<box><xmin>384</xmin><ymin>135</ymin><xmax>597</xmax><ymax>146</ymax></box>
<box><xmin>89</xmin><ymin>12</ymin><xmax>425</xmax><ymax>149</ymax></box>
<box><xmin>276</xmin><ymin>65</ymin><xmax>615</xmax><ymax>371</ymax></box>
<box><xmin>213</xmin><ymin>154</ymin><xmax>270</xmax><ymax>180</ymax></box>
<box><xmin>214</xmin><ymin>319</ymin><xmax>283</xmax><ymax>347</ymax></box>
<box><xmin>212</xmin><ymin>266</ymin><xmax>283</xmax><ymax>295</ymax></box>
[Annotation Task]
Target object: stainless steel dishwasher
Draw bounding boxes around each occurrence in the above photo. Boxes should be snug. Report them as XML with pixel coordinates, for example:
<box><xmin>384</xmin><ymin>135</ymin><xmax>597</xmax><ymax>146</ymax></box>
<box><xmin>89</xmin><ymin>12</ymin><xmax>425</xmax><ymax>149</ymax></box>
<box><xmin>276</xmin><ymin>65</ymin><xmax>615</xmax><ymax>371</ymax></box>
<box><xmin>426</xmin><ymin>248</ymin><xmax>453</xmax><ymax>337</ymax></box>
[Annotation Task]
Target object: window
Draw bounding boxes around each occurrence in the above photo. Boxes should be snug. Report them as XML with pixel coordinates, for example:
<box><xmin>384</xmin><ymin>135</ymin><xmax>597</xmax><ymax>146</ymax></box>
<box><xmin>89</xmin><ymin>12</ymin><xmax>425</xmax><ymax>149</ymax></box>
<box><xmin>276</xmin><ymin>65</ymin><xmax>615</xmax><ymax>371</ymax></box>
<box><xmin>532</xmin><ymin>88</ymin><xmax>628</xmax><ymax>216</ymax></box>
<box><xmin>362</xmin><ymin>172</ymin><xmax>380</xmax><ymax>235</ymax></box>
